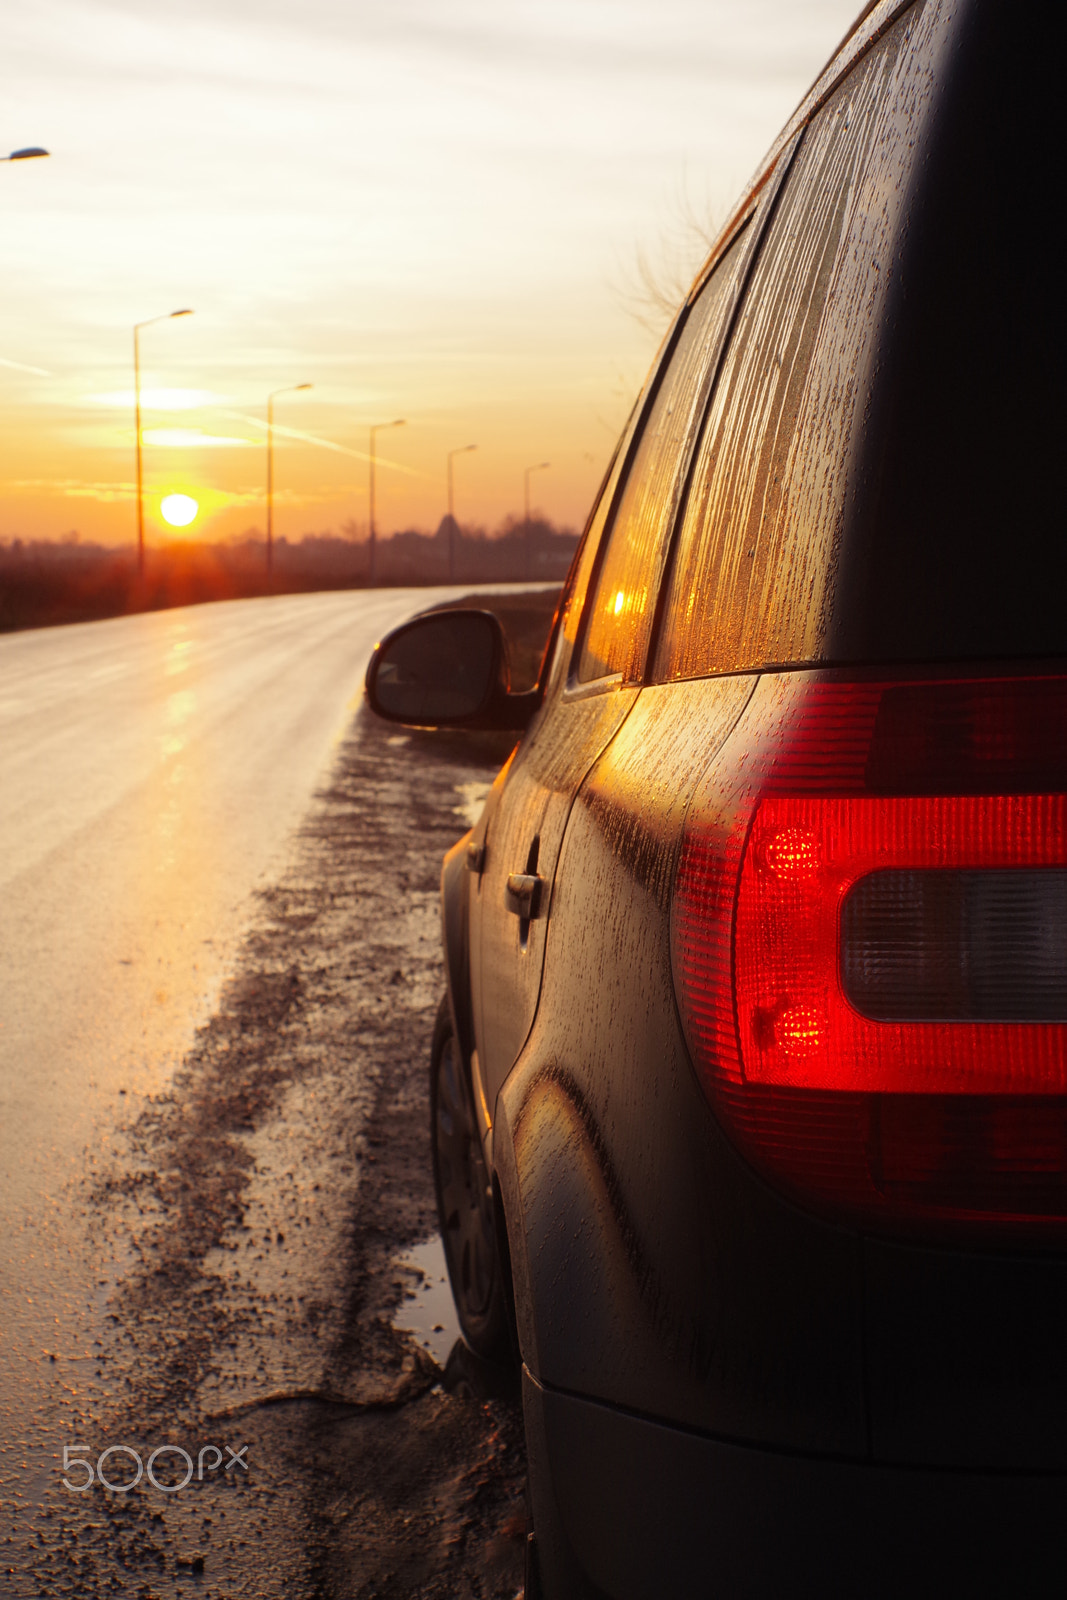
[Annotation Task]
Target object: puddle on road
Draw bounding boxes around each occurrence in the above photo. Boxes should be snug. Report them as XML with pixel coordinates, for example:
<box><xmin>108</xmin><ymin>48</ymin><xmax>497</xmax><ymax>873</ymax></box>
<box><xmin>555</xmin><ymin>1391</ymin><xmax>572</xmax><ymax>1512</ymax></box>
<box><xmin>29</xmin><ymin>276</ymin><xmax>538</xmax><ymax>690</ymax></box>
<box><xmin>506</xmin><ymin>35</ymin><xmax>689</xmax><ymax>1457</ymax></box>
<box><xmin>391</xmin><ymin>1234</ymin><xmax>460</xmax><ymax>1368</ymax></box>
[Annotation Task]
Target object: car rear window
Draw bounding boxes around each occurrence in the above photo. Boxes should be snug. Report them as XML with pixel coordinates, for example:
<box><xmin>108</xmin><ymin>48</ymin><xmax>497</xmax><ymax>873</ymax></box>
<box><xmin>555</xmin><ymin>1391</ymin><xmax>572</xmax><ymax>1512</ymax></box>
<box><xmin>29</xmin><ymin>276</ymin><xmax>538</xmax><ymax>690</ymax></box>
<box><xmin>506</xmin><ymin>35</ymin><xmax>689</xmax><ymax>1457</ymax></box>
<box><xmin>652</xmin><ymin>0</ymin><xmax>1061</xmax><ymax>681</ymax></box>
<box><xmin>653</xmin><ymin>5</ymin><xmax>937</xmax><ymax>682</ymax></box>
<box><xmin>577</xmin><ymin>223</ymin><xmax>750</xmax><ymax>684</ymax></box>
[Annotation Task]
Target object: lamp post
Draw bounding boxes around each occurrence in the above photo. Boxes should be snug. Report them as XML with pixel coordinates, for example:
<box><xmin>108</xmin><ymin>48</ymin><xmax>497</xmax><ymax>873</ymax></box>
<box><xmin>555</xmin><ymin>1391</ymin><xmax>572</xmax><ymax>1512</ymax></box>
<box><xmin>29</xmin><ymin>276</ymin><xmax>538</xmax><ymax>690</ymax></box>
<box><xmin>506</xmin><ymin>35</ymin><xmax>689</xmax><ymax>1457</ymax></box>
<box><xmin>446</xmin><ymin>444</ymin><xmax>477</xmax><ymax>582</ymax></box>
<box><xmin>368</xmin><ymin>418</ymin><xmax>405</xmax><ymax>586</ymax></box>
<box><xmin>266</xmin><ymin>384</ymin><xmax>312</xmax><ymax>579</ymax></box>
<box><xmin>1</xmin><ymin>147</ymin><xmax>49</xmax><ymax>162</ymax></box>
<box><xmin>523</xmin><ymin>460</ymin><xmax>550</xmax><ymax>581</ymax></box>
<box><xmin>134</xmin><ymin>309</ymin><xmax>193</xmax><ymax>577</ymax></box>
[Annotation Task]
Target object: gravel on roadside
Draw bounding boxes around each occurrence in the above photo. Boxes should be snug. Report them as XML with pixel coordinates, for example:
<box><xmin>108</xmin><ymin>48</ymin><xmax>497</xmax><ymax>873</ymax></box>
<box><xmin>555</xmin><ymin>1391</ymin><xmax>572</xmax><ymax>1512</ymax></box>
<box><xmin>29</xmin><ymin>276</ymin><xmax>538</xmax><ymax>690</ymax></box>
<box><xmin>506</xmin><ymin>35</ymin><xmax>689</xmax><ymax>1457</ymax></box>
<box><xmin>32</xmin><ymin>705</ymin><xmax>528</xmax><ymax>1600</ymax></box>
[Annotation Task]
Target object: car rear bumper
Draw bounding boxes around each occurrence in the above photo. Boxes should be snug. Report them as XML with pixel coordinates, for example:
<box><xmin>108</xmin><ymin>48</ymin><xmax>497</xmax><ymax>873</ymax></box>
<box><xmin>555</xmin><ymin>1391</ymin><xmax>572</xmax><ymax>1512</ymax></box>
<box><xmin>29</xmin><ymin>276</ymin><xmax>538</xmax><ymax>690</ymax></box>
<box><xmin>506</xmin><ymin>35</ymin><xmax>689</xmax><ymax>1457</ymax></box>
<box><xmin>523</xmin><ymin>1367</ymin><xmax>1067</xmax><ymax>1598</ymax></box>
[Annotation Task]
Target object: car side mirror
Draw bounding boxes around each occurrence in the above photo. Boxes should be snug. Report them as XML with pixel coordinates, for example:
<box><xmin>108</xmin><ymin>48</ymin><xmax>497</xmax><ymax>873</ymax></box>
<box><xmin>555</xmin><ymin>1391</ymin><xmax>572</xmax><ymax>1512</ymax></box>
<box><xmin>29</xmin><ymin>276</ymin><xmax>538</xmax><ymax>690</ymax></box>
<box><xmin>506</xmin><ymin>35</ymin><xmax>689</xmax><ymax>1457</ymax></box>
<box><xmin>364</xmin><ymin>608</ymin><xmax>540</xmax><ymax>731</ymax></box>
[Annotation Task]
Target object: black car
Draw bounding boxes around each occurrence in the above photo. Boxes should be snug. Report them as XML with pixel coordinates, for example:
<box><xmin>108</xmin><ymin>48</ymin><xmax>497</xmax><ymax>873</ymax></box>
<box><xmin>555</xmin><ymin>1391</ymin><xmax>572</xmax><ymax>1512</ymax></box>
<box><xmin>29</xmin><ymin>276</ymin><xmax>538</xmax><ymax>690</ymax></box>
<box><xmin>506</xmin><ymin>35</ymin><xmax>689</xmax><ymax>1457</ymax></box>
<box><xmin>367</xmin><ymin>1</ymin><xmax>1065</xmax><ymax>1592</ymax></box>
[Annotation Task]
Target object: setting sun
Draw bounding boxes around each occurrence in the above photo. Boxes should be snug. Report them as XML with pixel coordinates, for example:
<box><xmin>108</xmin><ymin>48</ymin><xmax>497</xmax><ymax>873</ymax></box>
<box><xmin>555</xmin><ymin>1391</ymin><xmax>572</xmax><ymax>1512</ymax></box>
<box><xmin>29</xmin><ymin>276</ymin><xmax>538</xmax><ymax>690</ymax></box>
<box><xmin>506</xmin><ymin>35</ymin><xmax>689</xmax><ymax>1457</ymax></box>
<box><xmin>160</xmin><ymin>493</ymin><xmax>198</xmax><ymax>528</ymax></box>
<box><xmin>0</xmin><ymin>0</ymin><xmax>861</xmax><ymax>547</ymax></box>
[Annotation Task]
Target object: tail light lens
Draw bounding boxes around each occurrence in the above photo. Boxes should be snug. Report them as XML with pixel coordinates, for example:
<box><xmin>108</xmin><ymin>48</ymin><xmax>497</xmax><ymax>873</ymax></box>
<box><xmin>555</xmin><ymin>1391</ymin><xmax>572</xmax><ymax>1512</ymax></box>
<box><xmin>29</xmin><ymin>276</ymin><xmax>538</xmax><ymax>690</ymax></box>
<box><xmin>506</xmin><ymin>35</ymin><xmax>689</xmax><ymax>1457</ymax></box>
<box><xmin>673</xmin><ymin>674</ymin><xmax>1067</xmax><ymax>1236</ymax></box>
<box><xmin>841</xmin><ymin>868</ymin><xmax>1067</xmax><ymax>1023</ymax></box>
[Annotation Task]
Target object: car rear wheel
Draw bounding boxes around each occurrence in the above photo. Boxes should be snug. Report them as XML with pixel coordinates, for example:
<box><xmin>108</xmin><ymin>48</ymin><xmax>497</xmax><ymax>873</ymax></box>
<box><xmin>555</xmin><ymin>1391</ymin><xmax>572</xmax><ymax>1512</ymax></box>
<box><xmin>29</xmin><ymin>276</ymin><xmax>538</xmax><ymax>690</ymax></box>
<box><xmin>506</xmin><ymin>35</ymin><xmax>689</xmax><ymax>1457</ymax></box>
<box><xmin>431</xmin><ymin>995</ymin><xmax>511</xmax><ymax>1361</ymax></box>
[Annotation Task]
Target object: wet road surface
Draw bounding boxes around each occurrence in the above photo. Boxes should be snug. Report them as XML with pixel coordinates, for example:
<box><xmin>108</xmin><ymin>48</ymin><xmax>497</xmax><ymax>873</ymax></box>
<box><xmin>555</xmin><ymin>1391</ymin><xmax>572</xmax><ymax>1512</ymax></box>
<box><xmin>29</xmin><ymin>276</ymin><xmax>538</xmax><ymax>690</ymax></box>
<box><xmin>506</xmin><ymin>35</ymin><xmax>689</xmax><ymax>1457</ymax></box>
<box><xmin>0</xmin><ymin>591</ymin><xmax>533</xmax><ymax>1597</ymax></box>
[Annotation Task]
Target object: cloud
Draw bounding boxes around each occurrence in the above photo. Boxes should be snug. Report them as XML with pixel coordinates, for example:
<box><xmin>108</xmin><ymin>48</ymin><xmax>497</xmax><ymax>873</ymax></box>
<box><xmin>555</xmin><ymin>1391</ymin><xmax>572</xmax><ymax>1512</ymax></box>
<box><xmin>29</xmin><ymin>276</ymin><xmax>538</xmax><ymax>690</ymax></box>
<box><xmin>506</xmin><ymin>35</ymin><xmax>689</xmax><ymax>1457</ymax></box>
<box><xmin>141</xmin><ymin>428</ymin><xmax>252</xmax><ymax>448</ymax></box>
<box><xmin>221</xmin><ymin>410</ymin><xmax>439</xmax><ymax>482</ymax></box>
<box><xmin>8</xmin><ymin>478</ymin><xmax>135</xmax><ymax>502</ymax></box>
<box><xmin>0</xmin><ymin>355</ymin><xmax>52</xmax><ymax>376</ymax></box>
<box><xmin>87</xmin><ymin>389</ymin><xmax>223</xmax><ymax>410</ymax></box>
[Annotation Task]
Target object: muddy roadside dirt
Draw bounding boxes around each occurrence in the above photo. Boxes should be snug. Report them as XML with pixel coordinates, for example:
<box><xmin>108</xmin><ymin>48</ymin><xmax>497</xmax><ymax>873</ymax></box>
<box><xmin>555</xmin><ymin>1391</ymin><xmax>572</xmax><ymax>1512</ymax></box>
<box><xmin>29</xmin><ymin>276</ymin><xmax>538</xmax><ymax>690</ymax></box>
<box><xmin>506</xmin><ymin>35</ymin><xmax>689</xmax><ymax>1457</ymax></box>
<box><xmin>24</xmin><ymin>697</ymin><xmax>534</xmax><ymax>1599</ymax></box>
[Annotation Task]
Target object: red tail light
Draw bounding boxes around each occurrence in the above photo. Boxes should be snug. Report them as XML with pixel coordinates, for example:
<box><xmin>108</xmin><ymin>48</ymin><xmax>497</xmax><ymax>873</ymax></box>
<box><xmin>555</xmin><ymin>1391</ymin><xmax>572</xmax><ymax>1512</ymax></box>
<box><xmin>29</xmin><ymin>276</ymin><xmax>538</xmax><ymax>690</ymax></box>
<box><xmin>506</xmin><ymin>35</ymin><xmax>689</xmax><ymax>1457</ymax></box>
<box><xmin>673</xmin><ymin>674</ymin><xmax>1067</xmax><ymax>1236</ymax></box>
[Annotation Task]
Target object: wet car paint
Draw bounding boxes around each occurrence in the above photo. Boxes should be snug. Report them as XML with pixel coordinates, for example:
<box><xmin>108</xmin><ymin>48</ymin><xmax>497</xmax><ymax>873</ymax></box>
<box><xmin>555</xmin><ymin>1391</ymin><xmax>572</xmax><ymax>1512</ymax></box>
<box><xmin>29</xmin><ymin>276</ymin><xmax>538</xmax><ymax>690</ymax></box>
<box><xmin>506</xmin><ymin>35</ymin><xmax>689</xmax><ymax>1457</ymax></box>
<box><xmin>495</xmin><ymin>677</ymin><xmax>868</xmax><ymax>1455</ymax></box>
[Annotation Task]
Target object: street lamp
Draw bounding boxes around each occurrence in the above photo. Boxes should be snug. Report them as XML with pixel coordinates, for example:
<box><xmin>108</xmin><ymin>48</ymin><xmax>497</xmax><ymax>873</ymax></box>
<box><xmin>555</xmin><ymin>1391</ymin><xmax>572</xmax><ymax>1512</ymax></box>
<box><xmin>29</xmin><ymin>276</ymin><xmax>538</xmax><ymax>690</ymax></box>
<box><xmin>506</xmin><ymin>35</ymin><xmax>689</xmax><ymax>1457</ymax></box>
<box><xmin>368</xmin><ymin>418</ymin><xmax>405</xmax><ymax>586</ymax></box>
<box><xmin>1</xmin><ymin>147</ymin><xmax>49</xmax><ymax>162</ymax></box>
<box><xmin>524</xmin><ymin>460</ymin><xmax>551</xmax><ymax>581</ymax></box>
<box><xmin>267</xmin><ymin>384</ymin><xmax>313</xmax><ymax>578</ymax></box>
<box><xmin>134</xmin><ymin>309</ymin><xmax>193</xmax><ymax>577</ymax></box>
<box><xmin>446</xmin><ymin>444</ymin><xmax>477</xmax><ymax>582</ymax></box>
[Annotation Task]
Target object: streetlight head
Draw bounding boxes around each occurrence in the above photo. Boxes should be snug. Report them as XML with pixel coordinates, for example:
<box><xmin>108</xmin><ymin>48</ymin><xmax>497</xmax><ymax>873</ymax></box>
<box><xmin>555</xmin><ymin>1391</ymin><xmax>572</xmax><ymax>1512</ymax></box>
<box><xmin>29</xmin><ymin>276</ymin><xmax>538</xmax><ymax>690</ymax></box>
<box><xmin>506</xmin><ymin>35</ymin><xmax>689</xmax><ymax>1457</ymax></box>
<box><xmin>296</xmin><ymin>383</ymin><xmax>313</xmax><ymax>392</ymax></box>
<box><xmin>391</xmin><ymin>418</ymin><xmax>406</xmax><ymax>428</ymax></box>
<box><xmin>170</xmin><ymin>308</ymin><xmax>194</xmax><ymax>318</ymax></box>
<box><xmin>7</xmin><ymin>147</ymin><xmax>50</xmax><ymax>161</ymax></box>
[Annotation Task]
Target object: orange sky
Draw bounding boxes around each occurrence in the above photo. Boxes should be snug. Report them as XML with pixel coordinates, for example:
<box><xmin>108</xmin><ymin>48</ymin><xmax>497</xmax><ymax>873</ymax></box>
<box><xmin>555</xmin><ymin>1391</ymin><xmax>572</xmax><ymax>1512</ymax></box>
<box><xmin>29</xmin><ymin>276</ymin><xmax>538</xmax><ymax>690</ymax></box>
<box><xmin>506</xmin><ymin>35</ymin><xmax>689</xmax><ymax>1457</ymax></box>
<box><xmin>2</xmin><ymin>0</ymin><xmax>859</xmax><ymax>548</ymax></box>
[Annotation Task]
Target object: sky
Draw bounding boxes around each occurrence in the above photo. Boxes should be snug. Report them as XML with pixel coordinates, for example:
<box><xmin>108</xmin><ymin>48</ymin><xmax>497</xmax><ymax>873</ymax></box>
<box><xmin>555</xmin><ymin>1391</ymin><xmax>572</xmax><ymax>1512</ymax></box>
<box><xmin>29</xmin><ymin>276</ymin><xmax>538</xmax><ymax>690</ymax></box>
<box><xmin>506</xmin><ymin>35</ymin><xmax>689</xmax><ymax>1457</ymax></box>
<box><xmin>1</xmin><ymin>0</ymin><xmax>860</xmax><ymax>548</ymax></box>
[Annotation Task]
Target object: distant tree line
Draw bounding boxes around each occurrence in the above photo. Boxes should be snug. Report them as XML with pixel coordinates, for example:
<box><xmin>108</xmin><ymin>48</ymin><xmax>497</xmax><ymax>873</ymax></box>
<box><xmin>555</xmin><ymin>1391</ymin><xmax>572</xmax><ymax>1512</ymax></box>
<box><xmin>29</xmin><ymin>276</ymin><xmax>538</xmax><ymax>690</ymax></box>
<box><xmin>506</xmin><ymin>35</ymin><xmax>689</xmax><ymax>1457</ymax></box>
<box><xmin>0</xmin><ymin>516</ymin><xmax>579</xmax><ymax>632</ymax></box>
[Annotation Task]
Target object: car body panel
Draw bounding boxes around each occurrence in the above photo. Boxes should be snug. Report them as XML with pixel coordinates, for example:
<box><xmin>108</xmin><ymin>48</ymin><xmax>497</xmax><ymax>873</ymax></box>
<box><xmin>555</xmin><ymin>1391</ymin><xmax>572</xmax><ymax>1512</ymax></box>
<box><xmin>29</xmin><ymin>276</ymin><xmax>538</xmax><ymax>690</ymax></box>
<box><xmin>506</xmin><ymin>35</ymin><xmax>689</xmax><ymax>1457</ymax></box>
<box><xmin>498</xmin><ymin>678</ymin><xmax>869</xmax><ymax>1456</ymax></box>
<box><xmin>864</xmin><ymin>1238</ymin><xmax>1067</xmax><ymax>1470</ymax></box>
<box><xmin>524</xmin><ymin>1369</ymin><xmax>1067</xmax><ymax>1600</ymax></box>
<box><xmin>466</xmin><ymin>474</ymin><xmax>641</xmax><ymax>1114</ymax></box>
<box><xmin>473</xmin><ymin>680</ymin><xmax>640</xmax><ymax>1113</ymax></box>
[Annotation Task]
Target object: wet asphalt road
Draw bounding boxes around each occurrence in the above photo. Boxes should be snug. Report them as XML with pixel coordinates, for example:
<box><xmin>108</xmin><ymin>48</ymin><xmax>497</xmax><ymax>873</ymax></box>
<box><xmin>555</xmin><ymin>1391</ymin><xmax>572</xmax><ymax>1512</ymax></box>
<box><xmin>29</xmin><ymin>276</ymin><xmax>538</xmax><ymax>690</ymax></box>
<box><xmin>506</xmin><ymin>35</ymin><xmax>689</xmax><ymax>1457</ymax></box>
<box><xmin>0</xmin><ymin>591</ymin><xmax>531</xmax><ymax>1598</ymax></box>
